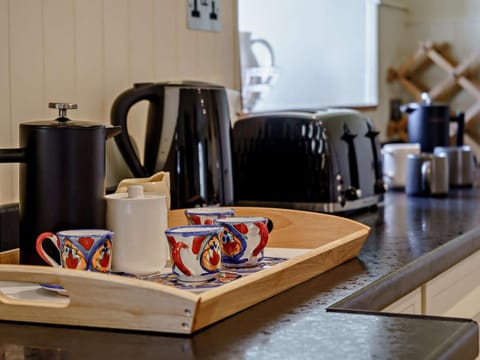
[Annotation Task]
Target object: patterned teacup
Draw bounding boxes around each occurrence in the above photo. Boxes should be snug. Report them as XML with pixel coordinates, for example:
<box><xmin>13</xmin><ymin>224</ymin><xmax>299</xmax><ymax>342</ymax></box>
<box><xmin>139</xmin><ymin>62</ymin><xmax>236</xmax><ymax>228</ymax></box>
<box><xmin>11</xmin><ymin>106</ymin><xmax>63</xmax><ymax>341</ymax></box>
<box><xmin>165</xmin><ymin>225</ymin><xmax>223</xmax><ymax>282</ymax></box>
<box><xmin>36</xmin><ymin>229</ymin><xmax>113</xmax><ymax>272</ymax></box>
<box><xmin>184</xmin><ymin>207</ymin><xmax>235</xmax><ymax>225</ymax></box>
<box><xmin>215</xmin><ymin>216</ymin><xmax>269</xmax><ymax>268</ymax></box>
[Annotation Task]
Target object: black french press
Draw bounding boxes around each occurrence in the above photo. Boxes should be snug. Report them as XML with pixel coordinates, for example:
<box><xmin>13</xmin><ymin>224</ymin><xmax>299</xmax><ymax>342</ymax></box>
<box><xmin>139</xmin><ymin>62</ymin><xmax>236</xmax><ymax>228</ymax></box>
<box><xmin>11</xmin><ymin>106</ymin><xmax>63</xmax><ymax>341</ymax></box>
<box><xmin>0</xmin><ymin>103</ymin><xmax>121</xmax><ymax>265</ymax></box>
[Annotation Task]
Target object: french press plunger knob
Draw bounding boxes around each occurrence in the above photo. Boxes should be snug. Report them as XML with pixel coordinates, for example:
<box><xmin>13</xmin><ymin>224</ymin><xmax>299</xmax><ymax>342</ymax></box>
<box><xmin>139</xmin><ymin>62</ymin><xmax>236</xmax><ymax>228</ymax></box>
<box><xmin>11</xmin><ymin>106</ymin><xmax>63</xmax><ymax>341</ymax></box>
<box><xmin>48</xmin><ymin>102</ymin><xmax>78</xmax><ymax>120</ymax></box>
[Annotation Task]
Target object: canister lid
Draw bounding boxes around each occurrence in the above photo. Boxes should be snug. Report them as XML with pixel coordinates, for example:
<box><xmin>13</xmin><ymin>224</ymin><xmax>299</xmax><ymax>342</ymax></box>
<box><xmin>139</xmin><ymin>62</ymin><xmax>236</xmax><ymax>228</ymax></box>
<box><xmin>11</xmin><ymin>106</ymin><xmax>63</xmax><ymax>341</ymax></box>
<box><xmin>127</xmin><ymin>185</ymin><xmax>144</xmax><ymax>198</ymax></box>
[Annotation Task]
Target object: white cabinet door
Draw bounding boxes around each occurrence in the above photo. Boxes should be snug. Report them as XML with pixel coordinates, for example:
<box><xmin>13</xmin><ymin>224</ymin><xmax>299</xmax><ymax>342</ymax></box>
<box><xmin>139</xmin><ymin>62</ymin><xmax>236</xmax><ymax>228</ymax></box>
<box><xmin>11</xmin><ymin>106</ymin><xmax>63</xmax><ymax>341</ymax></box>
<box><xmin>382</xmin><ymin>287</ymin><xmax>422</xmax><ymax>315</ymax></box>
<box><xmin>424</xmin><ymin>249</ymin><xmax>480</xmax><ymax>319</ymax></box>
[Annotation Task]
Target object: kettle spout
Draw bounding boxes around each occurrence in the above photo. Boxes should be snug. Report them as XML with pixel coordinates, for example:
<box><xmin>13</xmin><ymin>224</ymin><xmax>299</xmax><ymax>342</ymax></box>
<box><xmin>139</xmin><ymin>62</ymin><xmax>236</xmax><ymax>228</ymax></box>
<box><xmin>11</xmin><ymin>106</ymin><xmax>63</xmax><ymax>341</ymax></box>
<box><xmin>106</xmin><ymin>125</ymin><xmax>122</xmax><ymax>139</ymax></box>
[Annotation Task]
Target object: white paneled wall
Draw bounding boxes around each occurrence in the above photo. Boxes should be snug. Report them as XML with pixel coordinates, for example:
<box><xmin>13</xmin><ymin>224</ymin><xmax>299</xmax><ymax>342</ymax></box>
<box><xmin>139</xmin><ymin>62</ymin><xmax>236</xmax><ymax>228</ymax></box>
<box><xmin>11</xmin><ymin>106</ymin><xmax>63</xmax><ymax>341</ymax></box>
<box><xmin>0</xmin><ymin>0</ymin><xmax>238</xmax><ymax>204</ymax></box>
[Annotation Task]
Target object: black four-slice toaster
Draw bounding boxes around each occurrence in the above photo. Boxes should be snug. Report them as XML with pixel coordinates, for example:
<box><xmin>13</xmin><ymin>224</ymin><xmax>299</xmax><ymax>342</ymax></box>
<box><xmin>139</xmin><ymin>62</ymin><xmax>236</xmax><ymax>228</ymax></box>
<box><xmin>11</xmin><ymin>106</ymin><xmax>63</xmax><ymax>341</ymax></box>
<box><xmin>231</xmin><ymin>109</ymin><xmax>385</xmax><ymax>213</ymax></box>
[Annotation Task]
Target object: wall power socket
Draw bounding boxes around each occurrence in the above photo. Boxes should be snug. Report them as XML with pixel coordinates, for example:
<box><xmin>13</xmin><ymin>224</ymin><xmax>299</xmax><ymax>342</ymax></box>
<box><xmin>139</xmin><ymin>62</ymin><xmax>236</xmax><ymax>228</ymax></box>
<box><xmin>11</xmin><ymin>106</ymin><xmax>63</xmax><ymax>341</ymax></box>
<box><xmin>187</xmin><ymin>0</ymin><xmax>221</xmax><ymax>32</ymax></box>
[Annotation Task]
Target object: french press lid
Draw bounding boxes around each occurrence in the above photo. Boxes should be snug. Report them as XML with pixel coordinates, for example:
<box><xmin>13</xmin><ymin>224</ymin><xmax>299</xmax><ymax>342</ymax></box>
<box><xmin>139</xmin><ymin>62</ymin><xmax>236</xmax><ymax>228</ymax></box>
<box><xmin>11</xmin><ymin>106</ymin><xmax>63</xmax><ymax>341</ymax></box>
<box><xmin>21</xmin><ymin>102</ymin><xmax>107</xmax><ymax>128</ymax></box>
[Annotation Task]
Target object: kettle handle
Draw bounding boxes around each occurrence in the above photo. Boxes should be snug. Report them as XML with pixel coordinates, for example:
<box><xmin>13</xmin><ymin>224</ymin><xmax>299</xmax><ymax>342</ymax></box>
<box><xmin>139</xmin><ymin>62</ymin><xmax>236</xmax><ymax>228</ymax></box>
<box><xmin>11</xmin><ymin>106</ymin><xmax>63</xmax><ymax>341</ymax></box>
<box><xmin>451</xmin><ymin>112</ymin><xmax>465</xmax><ymax>147</ymax></box>
<box><xmin>250</xmin><ymin>38</ymin><xmax>275</xmax><ymax>67</ymax></box>
<box><xmin>111</xmin><ymin>84</ymin><xmax>159</xmax><ymax>177</ymax></box>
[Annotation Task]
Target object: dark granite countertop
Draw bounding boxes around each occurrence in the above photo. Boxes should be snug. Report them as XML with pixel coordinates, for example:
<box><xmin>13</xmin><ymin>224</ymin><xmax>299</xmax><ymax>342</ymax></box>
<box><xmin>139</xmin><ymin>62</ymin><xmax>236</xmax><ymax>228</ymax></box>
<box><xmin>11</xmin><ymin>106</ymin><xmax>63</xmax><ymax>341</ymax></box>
<box><xmin>1</xmin><ymin>188</ymin><xmax>480</xmax><ymax>359</ymax></box>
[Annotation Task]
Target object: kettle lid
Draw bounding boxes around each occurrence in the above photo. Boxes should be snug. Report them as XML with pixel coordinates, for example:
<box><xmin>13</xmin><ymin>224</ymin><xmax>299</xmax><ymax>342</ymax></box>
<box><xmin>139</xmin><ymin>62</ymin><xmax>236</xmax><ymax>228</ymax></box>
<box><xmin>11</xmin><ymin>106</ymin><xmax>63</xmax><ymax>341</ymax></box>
<box><xmin>133</xmin><ymin>80</ymin><xmax>226</xmax><ymax>90</ymax></box>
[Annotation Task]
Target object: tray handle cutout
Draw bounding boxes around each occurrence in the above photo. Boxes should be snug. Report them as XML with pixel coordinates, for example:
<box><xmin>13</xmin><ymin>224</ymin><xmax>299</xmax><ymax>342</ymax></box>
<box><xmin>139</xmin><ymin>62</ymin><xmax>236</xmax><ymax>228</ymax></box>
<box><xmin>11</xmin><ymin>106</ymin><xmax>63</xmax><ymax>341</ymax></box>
<box><xmin>0</xmin><ymin>281</ymin><xmax>70</xmax><ymax>308</ymax></box>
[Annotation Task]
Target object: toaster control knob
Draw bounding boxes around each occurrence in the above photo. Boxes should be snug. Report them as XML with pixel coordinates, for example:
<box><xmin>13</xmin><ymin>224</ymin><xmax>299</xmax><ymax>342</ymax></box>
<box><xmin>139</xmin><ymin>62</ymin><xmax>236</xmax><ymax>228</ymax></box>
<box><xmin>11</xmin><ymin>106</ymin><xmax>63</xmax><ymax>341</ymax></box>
<box><xmin>345</xmin><ymin>187</ymin><xmax>362</xmax><ymax>201</ymax></box>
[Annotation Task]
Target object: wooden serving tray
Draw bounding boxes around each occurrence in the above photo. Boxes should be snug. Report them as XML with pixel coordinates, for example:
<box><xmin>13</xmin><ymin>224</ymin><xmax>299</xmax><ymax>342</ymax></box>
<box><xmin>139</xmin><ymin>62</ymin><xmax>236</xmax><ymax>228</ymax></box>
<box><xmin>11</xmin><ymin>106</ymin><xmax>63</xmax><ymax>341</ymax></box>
<box><xmin>0</xmin><ymin>207</ymin><xmax>370</xmax><ymax>334</ymax></box>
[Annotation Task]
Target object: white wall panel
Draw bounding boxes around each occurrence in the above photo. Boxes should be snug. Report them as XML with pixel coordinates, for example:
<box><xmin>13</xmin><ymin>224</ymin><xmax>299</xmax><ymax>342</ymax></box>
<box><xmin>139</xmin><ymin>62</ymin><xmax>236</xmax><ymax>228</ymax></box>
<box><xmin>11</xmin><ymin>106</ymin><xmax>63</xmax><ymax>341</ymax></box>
<box><xmin>209</xmin><ymin>0</ymin><xmax>237</xmax><ymax>88</ymax></box>
<box><xmin>177</xmin><ymin>1</ymin><xmax>199</xmax><ymax>81</ymax></box>
<box><xmin>0</xmin><ymin>0</ymin><xmax>11</xmax><ymax>145</ymax></box>
<box><xmin>125</xmin><ymin>0</ymin><xmax>154</xmax><ymax>160</ymax></box>
<box><xmin>0</xmin><ymin>0</ymin><xmax>14</xmax><ymax>203</ymax></box>
<box><xmin>197</xmin><ymin>31</ymin><xmax>220</xmax><ymax>84</ymax></box>
<box><xmin>103</xmin><ymin>0</ymin><xmax>134</xmax><ymax>186</ymax></box>
<box><xmin>9</xmin><ymin>0</ymin><xmax>46</xmax><ymax>202</ymax></box>
<box><xmin>43</xmin><ymin>0</ymin><xmax>76</xmax><ymax>109</ymax></box>
<box><xmin>103</xmin><ymin>0</ymin><xmax>130</xmax><ymax>120</ymax></box>
<box><xmin>129</xmin><ymin>0</ymin><xmax>155</xmax><ymax>83</ymax></box>
<box><xmin>9</xmin><ymin>0</ymin><xmax>45</xmax><ymax>131</ymax></box>
<box><xmin>153</xmin><ymin>0</ymin><xmax>179</xmax><ymax>80</ymax></box>
<box><xmin>75</xmin><ymin>0</ymin><xmax>105</xmax><ymax>122</ymax></box>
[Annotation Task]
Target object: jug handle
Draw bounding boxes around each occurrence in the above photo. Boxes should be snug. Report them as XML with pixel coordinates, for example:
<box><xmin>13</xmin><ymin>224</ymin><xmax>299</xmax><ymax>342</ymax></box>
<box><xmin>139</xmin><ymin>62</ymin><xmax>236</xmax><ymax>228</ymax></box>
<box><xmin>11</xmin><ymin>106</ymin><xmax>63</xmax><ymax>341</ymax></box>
<box><xmin>110</xmin><ymin>84</ymin><xmax>158</xmax><ymax>177</ymax></box>
<box><xmin>451</xmin><ymin>112</ymin><xmax>465</xmax><ymax>147</ymax></box>
<box><xmin>250</xmin><ymin>38</ymin><xmax>275</xmax><ymax>67</ymax></box>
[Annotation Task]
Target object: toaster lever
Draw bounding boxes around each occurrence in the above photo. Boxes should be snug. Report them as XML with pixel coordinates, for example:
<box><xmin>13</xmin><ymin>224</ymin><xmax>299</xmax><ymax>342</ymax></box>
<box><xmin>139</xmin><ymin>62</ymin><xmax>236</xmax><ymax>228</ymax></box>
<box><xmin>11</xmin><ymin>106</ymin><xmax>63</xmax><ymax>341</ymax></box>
<box><xmin>365</xmin><ymin>124</ymin><xmax>386</xmax><ymax>194</ymax></box>
<box><xmin>341</xmin><ymin>125</ymin><xmax>360</xmax><ymax>192</ymax></box>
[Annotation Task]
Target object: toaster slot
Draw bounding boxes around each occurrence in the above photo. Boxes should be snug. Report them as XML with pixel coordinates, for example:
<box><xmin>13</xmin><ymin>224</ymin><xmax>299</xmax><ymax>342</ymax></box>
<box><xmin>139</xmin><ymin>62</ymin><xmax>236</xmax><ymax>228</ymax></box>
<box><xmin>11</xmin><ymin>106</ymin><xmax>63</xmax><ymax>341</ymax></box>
<box><xmin>341</xmin><ymin>124</ymin><xmax>361</xmax><ymax>201</ymax></box>
<box><xmin>365</xmin><ymin>123</ymin><xmax>386</xmax><ymax>195</ymax></box>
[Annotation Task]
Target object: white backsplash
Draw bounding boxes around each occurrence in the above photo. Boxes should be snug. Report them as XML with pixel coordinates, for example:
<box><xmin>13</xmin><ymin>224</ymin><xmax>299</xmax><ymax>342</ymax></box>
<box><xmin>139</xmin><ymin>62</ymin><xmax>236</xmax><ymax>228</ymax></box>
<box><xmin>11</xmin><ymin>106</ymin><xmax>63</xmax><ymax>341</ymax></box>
<box><xmin>0</xmin><ymin>0</ymin><xmax>238</xmax><ymax>204</ymax></box>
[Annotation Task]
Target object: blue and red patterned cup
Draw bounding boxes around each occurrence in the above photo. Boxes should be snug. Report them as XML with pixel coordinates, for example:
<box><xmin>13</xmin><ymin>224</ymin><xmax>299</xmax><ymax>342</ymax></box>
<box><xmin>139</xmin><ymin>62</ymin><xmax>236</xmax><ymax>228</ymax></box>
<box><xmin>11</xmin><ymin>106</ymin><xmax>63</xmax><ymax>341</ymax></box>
<box><xmin>215</xmin><ymin>216</ymin><xmax>269</xmax><ymax>268</ymax></box>
<box><xmin>36</xmin><ymin>229</ymin><xmax>113</xmax><ymax>272</ymax></box>
<box><xmin>184</xmin><ymin>207</ymin><xmax>235</xmax><ymax>225</ymax></box>
<box><xmin>165</xmin><ymin>225</ymin><xmax>223</xmax><ymax>282</ymax></box>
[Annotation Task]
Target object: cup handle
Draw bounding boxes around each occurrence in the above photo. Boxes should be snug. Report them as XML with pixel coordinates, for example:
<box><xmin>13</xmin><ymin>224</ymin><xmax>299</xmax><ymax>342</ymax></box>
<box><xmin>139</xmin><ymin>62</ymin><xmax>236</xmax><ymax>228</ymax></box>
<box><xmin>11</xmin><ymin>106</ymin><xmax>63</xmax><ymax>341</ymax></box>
<box><xmin>167</xmin><ymin>236</ymin><xmax>191</xmax><ymax>276</ymax></box>
<box><xmin>35</xmin><ymin>232</ymin><xmax>62</xmax><ymax>267</ymax></box>
<box><xmin>421</xmin><ymin>160</ymin><xmax>432</xmax><ymax>194</ymax></box>
<box><xmin>252</xmin><ymin>222</ymin><xmax>269</xmax><ymax>256</ymax></box>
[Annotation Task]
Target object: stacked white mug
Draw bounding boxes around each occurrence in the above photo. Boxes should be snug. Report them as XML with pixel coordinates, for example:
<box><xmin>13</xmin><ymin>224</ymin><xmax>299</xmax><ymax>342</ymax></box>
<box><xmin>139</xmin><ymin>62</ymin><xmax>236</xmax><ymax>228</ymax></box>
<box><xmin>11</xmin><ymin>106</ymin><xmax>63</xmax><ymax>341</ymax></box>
<box><xmin>382</xmin><ymin>143</ymin><xmax>421</xmax><ymax>190</ymax></box>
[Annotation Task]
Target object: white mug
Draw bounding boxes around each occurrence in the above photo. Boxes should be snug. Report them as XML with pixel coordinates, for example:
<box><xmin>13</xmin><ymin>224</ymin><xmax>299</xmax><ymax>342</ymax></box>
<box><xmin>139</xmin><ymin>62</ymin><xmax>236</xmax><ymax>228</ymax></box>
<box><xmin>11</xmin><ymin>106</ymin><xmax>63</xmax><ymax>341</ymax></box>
<box><xmin>382</xmin><ymin>143</ymin><xmax>421</xmax><ymax>189</ymax></box>
<box><xmin>106</xmin><ymin>185</ymin><xmax>168</xmax><ymax>275</ymax></box>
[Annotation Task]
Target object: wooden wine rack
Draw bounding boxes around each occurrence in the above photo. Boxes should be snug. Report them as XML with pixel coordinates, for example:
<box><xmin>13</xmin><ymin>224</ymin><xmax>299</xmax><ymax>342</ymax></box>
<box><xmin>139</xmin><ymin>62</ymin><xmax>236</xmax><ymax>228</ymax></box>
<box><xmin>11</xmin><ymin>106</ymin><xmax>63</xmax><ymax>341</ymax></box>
<box><xmin>387</xmin><ymin>41</ymin><xmax>480</xmax><ymax>126</ymax></box>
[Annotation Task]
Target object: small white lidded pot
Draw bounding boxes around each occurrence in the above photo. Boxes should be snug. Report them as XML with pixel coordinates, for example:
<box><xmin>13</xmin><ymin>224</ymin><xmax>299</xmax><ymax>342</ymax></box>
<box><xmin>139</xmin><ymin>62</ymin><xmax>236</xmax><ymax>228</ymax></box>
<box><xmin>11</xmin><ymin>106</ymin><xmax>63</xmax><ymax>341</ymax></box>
<box><xmin>106</xmin><ymin>185</ymin><xmax>168</xmax><ymax>275</ymax></box>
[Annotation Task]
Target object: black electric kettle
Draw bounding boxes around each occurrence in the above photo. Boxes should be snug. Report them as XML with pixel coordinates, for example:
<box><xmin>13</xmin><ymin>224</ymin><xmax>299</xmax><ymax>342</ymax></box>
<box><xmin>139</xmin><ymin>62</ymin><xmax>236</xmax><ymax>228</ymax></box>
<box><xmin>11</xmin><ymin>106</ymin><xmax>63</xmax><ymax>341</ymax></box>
<box><xmin>111</xmin><ymin>81</ymin><xmax>234</xmax><ymax>209</ymax></box>
<box><xmin>0</xmin><ymin>103</ymin><xmax>121</xmax><ymax>265</ymax></box>
<box><xmin>401</xmin><ymin>93</ymin><xmax>465</xmax><ymax>152</ymax></box>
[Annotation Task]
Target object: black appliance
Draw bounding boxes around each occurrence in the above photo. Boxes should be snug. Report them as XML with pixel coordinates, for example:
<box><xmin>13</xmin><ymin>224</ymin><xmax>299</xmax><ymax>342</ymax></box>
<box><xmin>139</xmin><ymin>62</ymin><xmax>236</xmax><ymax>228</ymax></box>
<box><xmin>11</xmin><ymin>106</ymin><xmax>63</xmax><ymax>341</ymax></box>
<box><xmin>0</xmin><ymin>103</ymin><xmax>120</xmax><ymax>265</ymax></box>
<box><xmin>111</xmin><ymin>81</ymin><xmax>234</xmax><ymax>209</ymax></box>
<box><xmin>232</xmin><ymin>109</ymin><xmax>385</xmax><ymax>213</ymax></box>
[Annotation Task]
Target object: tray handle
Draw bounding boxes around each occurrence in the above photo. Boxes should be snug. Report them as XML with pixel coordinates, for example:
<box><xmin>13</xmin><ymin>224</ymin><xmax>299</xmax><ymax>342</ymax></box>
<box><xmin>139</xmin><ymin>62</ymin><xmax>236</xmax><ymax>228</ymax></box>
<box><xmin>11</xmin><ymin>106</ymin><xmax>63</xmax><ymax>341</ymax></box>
<box><xmin>0</xmin><ymin>288</ymin><xmax>69</xmax><ymax>308</ymax></box>
<box><xmin>0</xmin><ymin>264</ymin><xmax>200</xmax><ymax>333</ymax></box>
